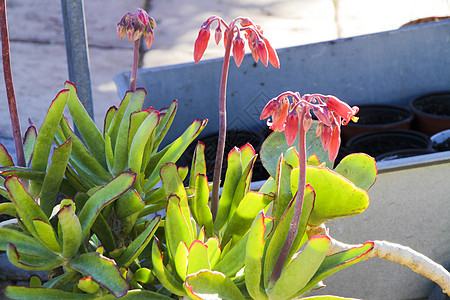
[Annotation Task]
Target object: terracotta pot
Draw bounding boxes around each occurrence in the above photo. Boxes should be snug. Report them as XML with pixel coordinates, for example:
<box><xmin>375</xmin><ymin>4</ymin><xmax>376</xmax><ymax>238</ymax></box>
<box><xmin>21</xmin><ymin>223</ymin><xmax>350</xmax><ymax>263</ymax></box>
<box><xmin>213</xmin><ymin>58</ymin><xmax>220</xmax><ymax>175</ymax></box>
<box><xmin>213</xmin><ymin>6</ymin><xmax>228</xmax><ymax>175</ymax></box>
<box><xmin>341</xmin><ymin>105</ymin><xmax>413</xmax><ymax>144</ymax></box>
<box><xmin>345</xmin><ymin>129</ymin><xmax>432</xmax><ymax>160</ymax></box>
<box><xmin>409</xmin><ymin>92</ymin><xmax>450</xmax><ymax>136</ymax></box>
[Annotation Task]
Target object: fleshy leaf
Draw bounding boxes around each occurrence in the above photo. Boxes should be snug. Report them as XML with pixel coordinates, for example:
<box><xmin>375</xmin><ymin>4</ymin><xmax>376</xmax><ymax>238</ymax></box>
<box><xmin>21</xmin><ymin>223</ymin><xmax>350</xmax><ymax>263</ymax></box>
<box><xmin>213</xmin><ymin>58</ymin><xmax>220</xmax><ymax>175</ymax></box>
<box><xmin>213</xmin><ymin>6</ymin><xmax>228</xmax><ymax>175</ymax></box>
<box><xmin>260</xmin><ymin>121</ymin><xmax>332</xmax><ymax>178</ymax></box>
<box><xmin>296</xmin><ymin>242</ymin><xmax>374</xmax><ymax>296</ymax></box>
<box><xmin>40</xmin><ymin>137</ymin><xmax>72</xmax><ymax>217</ymax></box>
<box><xmin>189</xmin><ymin>142</ymin><xmax>206</xmax><ymax>189</ymax></box>
<box><xmin>292</xmin><ymin>166</ymin><xmax>369</xmax><ymax>226</ymax></box>
<box><xmin>32</xmin><ymin>219</ymin><xmax>60</xmax><ymax>253</ymax></box>
<box><xmin>65</xmin><ymin>81</ymin><xmax>106</xmax><ymax>168</ymax></box>
<box><xmin>184</xmin><ymin>270</ymin><xmax>245</xmax><ymax>300</ymax></box>
<box><xmin>267</xmin><ymin>236</ymin><xmax>330</xmax><ymax>299</ymax></box>
<box><xmin>187</xmin><ymin>240</ymin><xmax>211</xmax><ymax>276</ymax></box>
<box><xmin>0</xmin><ymin>143</ymin><xmax>14</xmax><ymax>167</ymax></box>
<box><xmin>58</xmin><ymin>204</ymin><xmax>82</xmax><ymax>258</ymax></box>
<box><xmin>245</xmin><ymin>212</ymin><xmax>270</xmax><ymax>300</ymax></box>
<box><xmin>144</xmin><ymin>119</ymin><xmax>208</xmax><ymax>191</ymax></box>
<box><xmin>5</xmin><ymin>286</ymin><xmax>96</xmax><ymax>299</ymax></box>
<box><xmin>115</xmin><ymin>216</ymin><xmax>160</xmax><ymax>267</ymax></box>
<box><xmin>221</xmin><ymin>191</ymin><xmax>273</xmax><ymax>248</ymax></box>
<box><xmin>151</xmin><ymin>238</ymin><xmax>187</xmax><ymax>296</ymax></box>
<box><xmin>67</xmin><ymin>252</ymin><xmax>129</xmax><ymax>297</ymax></box>
<box><xmin>23</xmin><ymin>126</ymin><xmax>37</xmax><ymax>167</ymax></box>
<box><xmin>190</xmin><ymin>174</ymin><xmax>213</xmax><ymax>237</ymax></box>
<box><xmin>6</xmin><ymin>243</ymin><xmax>64</xmax><ymax>271</ymax></box>
<box><xmin>0</xmin><ymin>228</ymin><xmax>57</xmax><ymax>257</ymax></box>
<box><xmin>334</xmin><ymin>153</ymin><xmax>377</xmax><ymax>190</ymax></box>
<box><xmin>212</xmin><ymin>235</ymin><xmax>248</xmax><ymax>277</ymax></box>
<box><xmin>78</xmin><ymin>171</ymin><xmax>136</xmax><ymax>239</ymax></box>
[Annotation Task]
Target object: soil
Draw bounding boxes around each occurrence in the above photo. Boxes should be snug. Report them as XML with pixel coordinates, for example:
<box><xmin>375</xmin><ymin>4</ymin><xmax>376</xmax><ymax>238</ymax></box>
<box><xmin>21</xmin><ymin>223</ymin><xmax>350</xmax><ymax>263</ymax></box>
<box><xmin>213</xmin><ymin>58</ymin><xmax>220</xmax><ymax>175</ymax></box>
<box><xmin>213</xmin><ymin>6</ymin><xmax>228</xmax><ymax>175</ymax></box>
<box><xmin>412</xmin><ymin>94</ymin><xmax>450</xmax><ymax>117</ymax></box>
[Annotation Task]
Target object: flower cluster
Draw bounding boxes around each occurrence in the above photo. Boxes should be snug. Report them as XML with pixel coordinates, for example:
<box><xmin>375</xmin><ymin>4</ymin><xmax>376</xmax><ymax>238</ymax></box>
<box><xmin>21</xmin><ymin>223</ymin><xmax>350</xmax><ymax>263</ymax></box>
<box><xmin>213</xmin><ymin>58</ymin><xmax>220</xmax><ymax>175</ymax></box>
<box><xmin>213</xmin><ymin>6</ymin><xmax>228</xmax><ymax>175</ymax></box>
<box><xmin>260</xmin><ymin>92</ymin><xmax>359</xmax><ymax>161</ymax></box>
<box><xmin>117</xmin><ymin>8</ymin><xmax>156</xmax><ymax>49</ymax></box>
<box><xmin>194</xmin><ymin>16</ymin><xmax>279</xmax><ymax>68</ymax></box>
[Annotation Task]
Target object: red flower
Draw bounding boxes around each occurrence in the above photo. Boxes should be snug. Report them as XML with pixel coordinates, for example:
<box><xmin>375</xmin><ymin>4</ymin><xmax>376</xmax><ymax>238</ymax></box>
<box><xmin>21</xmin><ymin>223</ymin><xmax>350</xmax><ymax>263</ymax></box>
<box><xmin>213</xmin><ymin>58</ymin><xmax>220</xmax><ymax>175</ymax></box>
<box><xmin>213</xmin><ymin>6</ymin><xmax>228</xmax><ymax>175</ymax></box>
<box><xmin>255</xmin><ymin>40</ymin><xmax>268</xmax><ymax>67</ymax></box>
<box><xmin>232</xmin><ymin>36</ymin><xmax>245</xmax><ymax>67</ymax></box>
<box><xmin>285</xmin><ymin>109</ymin><xmax>299</xmax><ymax>145</ymax></box>
<box><xmin>194</xmin><ymin>27</ymin><xmax>211</xmax><ymax>63</ymax></box>
<box><xmin>215</xmin><ymin>26</ymin><xmax>222</xmax><ymax>45</ymax></box>
<box><xmin>264</xmin><ymin>38</ymin><xmax>280</xmax><ymax>69</ymax></box>
<box><xmin>323</xmin><ymin>95</ymin><xmax>359</xmax><ymax>125</ymax></box>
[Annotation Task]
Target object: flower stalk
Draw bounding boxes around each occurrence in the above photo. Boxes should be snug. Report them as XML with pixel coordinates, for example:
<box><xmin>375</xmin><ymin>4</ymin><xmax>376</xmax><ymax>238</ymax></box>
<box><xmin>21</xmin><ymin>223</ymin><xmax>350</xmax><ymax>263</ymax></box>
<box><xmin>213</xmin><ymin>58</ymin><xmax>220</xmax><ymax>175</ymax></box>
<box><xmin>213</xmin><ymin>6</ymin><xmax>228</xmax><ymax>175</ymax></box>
<box><xmin>194</xmin><ymin>16</ymin><xmax>279</xmax><ymax>220</ymax></box>
<box><xmin>0</xmin><ymin>0</ymin><xmax>25</xmax><ymax>167</ymax></box>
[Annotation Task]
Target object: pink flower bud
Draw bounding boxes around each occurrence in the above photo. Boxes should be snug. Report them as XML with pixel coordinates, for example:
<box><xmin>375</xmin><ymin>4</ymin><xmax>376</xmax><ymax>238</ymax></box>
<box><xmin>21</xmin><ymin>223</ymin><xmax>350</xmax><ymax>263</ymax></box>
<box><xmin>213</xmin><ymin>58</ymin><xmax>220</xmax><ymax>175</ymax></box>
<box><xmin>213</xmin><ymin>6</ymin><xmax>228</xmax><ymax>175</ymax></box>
<box><xmin>194</xmin><ymin>27</ymin><xmax>210</xmax><ymax>63</ymax></box>
<box><xmin>117</xmin><ymin>24</ymin><xmax>126</xmax><ymax>39</ymax></box>
<box><xmin>136</xmin><ymin>8</ymin><xmax>149</xmax><ymax>26</ymax></box>
<box><xmin>255</xmin><ymin>40</ymin><xmax>268</xmax><ymax>66</ymax></box>
<box><xmin>126</xmin><ymin>24</ymin><xmax>134</xmax><ymax>42</ymax></box>
<box><xmin>232</xmin><ymin>36</ymin><xmax>245</xmax><ymax>67</ymax></box>
<box><xmin>134</xmin><ymin>27</ymin><xmax>143</xmax><ymax>41</ymax></box>
<box><xmin>328</xmin><ymin>125</ymin><xmax>341</xmax><ymax>161</ymax></box>
<box><xmin>215</xmin><ymin>26</ymin><xmax>222</xmax><ymax>45</ymax></box>
<box><xmin>144</xmin><ymin>30</ymin><xmax>154</xmax><ymax>49</ymax></box>
<box><xmin>270</xmin><ymin>101</ymin><xmax>289</xmax><ymax>132</ymax></box>
<box><xmin>285</xmin><ymin>109</ymin><xmax>299</xmax><ymax>146</ymax></box>
<box><xmin>264</xmin><ymin>38</ymin><xmax>280</xmax><ymax>69</ymax></box>
<box><xmin>260</xmin><ymin>99</ymin><xmax>278</xmax><ymax>120</ymax></box>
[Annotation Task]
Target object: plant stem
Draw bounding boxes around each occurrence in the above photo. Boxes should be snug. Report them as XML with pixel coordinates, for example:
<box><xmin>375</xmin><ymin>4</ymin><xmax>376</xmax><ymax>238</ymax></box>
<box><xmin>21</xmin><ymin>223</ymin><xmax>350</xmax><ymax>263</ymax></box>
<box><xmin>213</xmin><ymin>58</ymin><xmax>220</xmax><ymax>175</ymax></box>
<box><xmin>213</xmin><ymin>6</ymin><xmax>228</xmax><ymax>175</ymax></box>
<box><xmin>210</xmin><ymin>30</ymin><xmax>234</xmax><ymax>221</ymax></box>
<box><xmin>129</xmin><ymin>39</ymin><xmax>140</xmax><ymax>92</ymax></box>
<box><xmin>308</xmin><ymin>224</ymin><xmax>450</xmax><ymax>296</ymax></box>
<box><xmin>270</xmin><ymin>111</ymin><xmax>307</xmax><ymax>284</ymax></box>
<box><xmin>0</xmin><ymin>0</ymin><xmax>25</xmax><ymax>167</ymax></box>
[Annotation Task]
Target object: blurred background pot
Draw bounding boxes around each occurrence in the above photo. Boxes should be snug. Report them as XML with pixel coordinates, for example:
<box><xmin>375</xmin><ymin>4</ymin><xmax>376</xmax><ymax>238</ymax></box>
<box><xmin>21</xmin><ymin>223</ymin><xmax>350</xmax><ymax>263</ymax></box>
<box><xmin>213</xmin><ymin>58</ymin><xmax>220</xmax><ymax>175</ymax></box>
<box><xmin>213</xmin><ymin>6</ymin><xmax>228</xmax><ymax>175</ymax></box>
<box><xmin>431</xmin><ymin>129</ymin><xmax>450</xmax><ymax>152</ymax></box>
<box><xmin>341</xmin><ymin>105</ymin><xmax>413</xmax><ymax>144</ymax></box>
<box><xmin>345</xmin><ymin>129</ymin><xmax>432</xmax><ymax>160</ymax></box>
<box><xmin>409</xmin><ymin>91</ymin><xmax>450</xmax><ymax>136</ymax></box>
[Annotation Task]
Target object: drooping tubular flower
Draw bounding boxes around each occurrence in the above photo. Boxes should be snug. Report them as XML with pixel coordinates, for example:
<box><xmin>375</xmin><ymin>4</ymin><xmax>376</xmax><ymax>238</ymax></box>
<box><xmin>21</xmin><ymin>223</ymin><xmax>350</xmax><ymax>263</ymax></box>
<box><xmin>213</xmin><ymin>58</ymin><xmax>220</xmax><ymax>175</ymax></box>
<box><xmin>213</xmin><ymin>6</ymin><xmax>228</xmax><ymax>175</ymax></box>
<box><xmin>260</xmin><ymin>92</ymin><xmax>359</xmax><ymax>161</ymax></box>
<box><xmin>193</xmin><ymin>16</ymin><xmax>280</xmax><ymax>68</ymax></box>
<box><xmin>117</xmin><ymin>8</ymin><xmax>156</xmax><ymax>49</ymax></box>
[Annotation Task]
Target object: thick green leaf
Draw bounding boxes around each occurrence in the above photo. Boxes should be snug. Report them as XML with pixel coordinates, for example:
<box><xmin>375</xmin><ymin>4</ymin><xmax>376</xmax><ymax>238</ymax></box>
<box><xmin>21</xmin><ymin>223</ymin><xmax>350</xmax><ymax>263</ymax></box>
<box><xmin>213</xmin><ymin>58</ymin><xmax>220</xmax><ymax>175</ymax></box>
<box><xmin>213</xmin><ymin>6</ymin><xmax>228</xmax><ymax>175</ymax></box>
<box><xmin>115</xmin><ymin>216</ymin><xmax>160</xmax><ymax>267</ymax></box>
<box><xmin>302</xmin><ymin>296</ymin><xmax>361</xmax><ymax>300</ymax></box>
<box><xmin>174</xmin><ymin>241</ymin><xmax>189</xmax><ymax>281</ymax></box>
<box><xmin>5</xmin><ymin>175</ymin><xmax>50</xmax><ymax>239</ymax></box>
<box><xmin>245</xmin><ymin>212</ymin><xmax>270</xmax><ymax>300</ymax></box>
<box><xmin>112</xmin><ymin>88</ymin><xmax>146</xmax><ymax>175</ymax></box>
<box><xmin>127</xmin><ymin>109</ymin><xmax>151</xmax><ymax>153</ymax></box>
<box><xmin>0</xmin><ymin>143</ymin><xmax>14</xmax><ymax>167</ymax></box>
<box><xmin>6</xmin><ymin>286</ymin><xmax>96</xmax><ymax>299</ymax></box>
<box><xmin>58</xmin><ymin>204</ymin><xmax>82</xmax><ymax>258</ymax></box>
<box><xmin>205</xmin><ymin>237</ymin><xmax>221</xmax><ymax>268</ymax></box>
<box><xmin>97</xmin><ymin>289</ymin><xmax>173</xmax><ymax>299</ymax></box>
<box><xmin>334</xmin><ymin>153</ymin><xmax>377</xmax><ymax>191</ymax></box>
<box><xmin>103</xmin><ymin>106</ymin><xmax>117</xmax><ymax>137</ymax></box>
<box><xmin>58</xmin><ymin>117</ymin><xmax>112</xmax><ymax>185</ymax></box>
<box><xmin>90</xmin><ymin>212</ymin><xmax>116</xmax><ymax>252</ymax></box>
<box><xmin>128</xmin><ymin>111</ymin><xmax>160</xmax><ymax>192</ymax></box>
<box><xmin>0</xmin><ymin>228</ymin><xmax>57</xmax><ymax>257</ymax></box>
<box><xmin>0</xmin><ymin>166</ymin><xmax>46</xmax><ymax>181</ymax></box>
<box><xmin>264</xmin><ymin>186</ymin><xmax>315</xmax><ymax>288</ymax></box>
<box><xmin>114</xmin><ymin>189</ymin><xmax>145</xmax><ymax>220</ymax></box>
<box><xmin>189</xmin><ymin>142</ymin><xmax>206</xmax><ymax>189</ymax></box>
<box><xmin>212</xmin><ymin>234</ymin><xmax>248</xmax><ymax>277</ymax></box>
<box><xmin>40</xmin><ymin>137</ymin><xmax>72</xmax><ymax>217</ymax></box>
<box><xmin>165</xmin><ymin>194</ymin><xmax>194</xmax><ymax>259</ymax></box>
<box><xmin>185</xmin><ymin>270</ymin><xmax>245</xmax><ymax>300</ymax></box>
<box><xmin>187</xmin><ymin>240</ymin><xmax>211</xmax><ymax>277</ymax></box>
<box><xmin>144</xmin><ymin>118</ymin><xmax>208</xmax><ymax>191</ymax></box>
<box><xmin>191</xmin><ymin>174</ymin><xmax>213</xmax><ymax>237</ymax></box>
<box><xmin>267</xmin><ymin>236</ymin><xmax>330</xmax><ymax>299</ymax></box>
<box><xmin>32</xmin><ymin>219</ymin><xmax>60</xmax><ymax>253</ymax></box>
<box><xmin>107</xmin><ymin>91</ymin><xmax>133</xmax><ymax>147</ymax></box>
<box><xmin>65</xmin><ymin>81</ymin><xmax>106</xmax><ymax>168</ymax></box>
<box><xmin>78</xmin><ymin>171</ymin><xmax>136</xmax><ymax>239</ymax></box>
<box><xmin>31</xmin><ymin>89</ymin><xmax>69</xmax><ymax>195</ymax></box>
<box><xmin>221</xmin><ymin>191</ymin><xmax>273</xmax><ymax>248</ymax></box>
<box><xmin>296</xmin><ymin>242</ymin><xmax>374</xmax><ymax>297</ymax></box>
<box><xmin>6</xmin><ymin>243</ymin><xmax>64</xmax><ymax>271</ymax></box>
<box><xmin>67</xmin><ymin>252</ymin><xmax>129</xmax><ymax>297</ymax></box>
<box><xmin>152</xmin><ymin>238</ymin><xmax>187</xmax><ymax>296</ymax></box>
<box><xmin>292</xmin><ymin>166</ymin><xmax>369</xmax><ymax>226</ymax></box>
<box><xmin>214</xmin><ymin>147</ymin><xmax>242</xmax><ymax>232</ymax></box>
<box><xmin>152</xmin><ymin>100</ymin><xmax>177</xmax><ymax>151</ymax></box>
<box><xmin>272</xmin><ymin>155</ymin><xmax>293</xmax><ymax>227</ymax></box>
<box><xmin>228</xmin><ymin>155</ymin><xmax>257</xmax><ymax>220</ymax></box>
<box><xmin>0</xmin><ymin>202</ymin><xmax>16</xmax><ymax>216</ymax></box>
<box><xmin>260</xmin><ymin>121</ymin><xmax>332</xmax><ymax>178</ymax></box>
